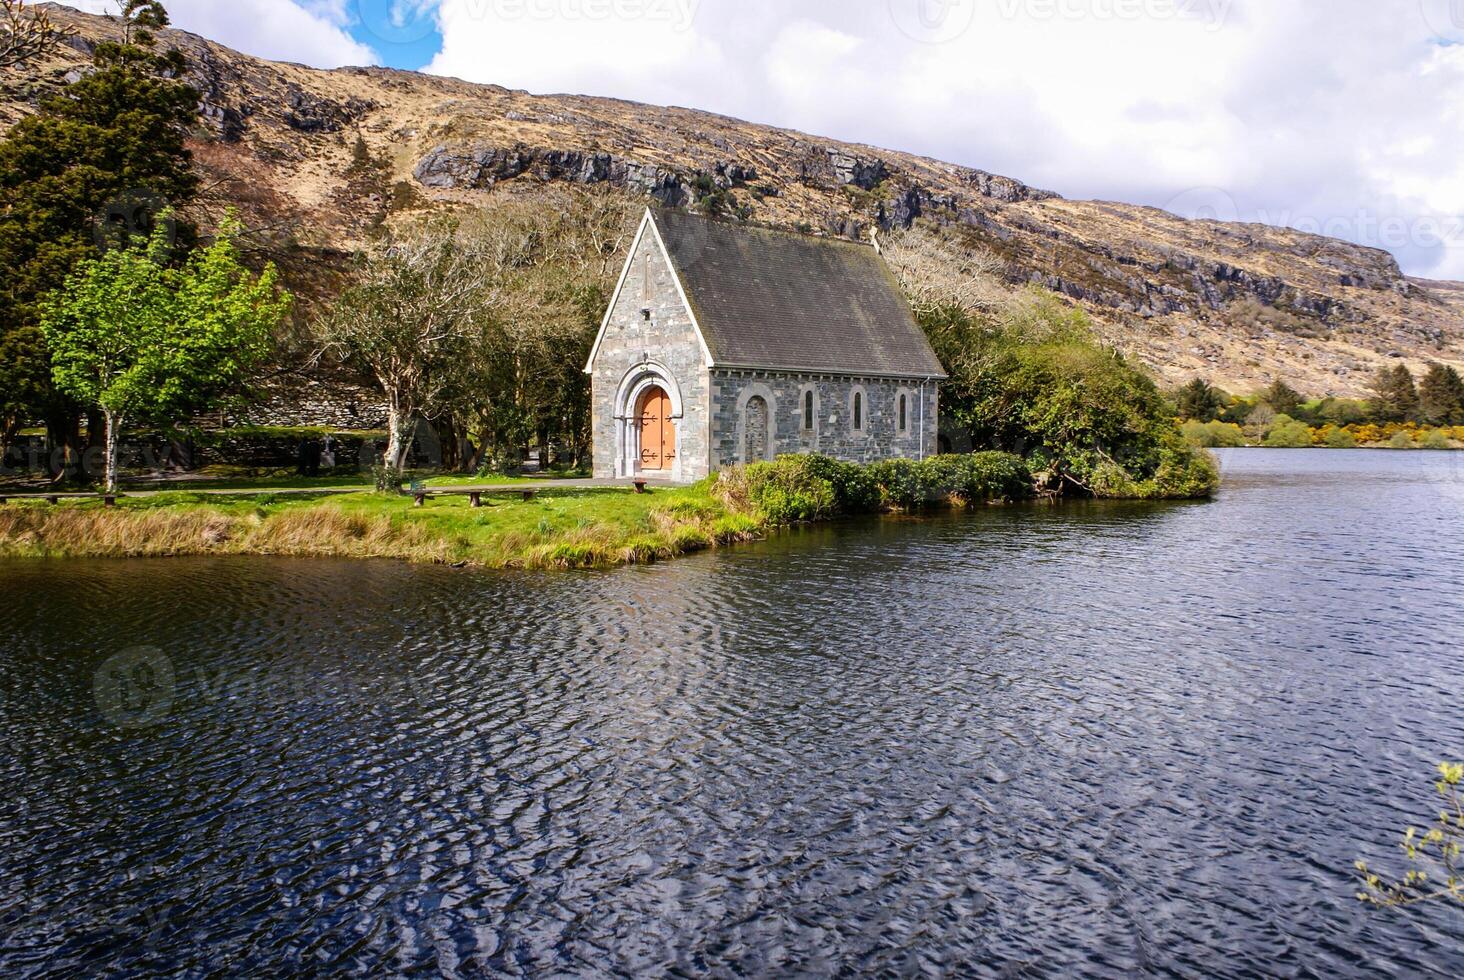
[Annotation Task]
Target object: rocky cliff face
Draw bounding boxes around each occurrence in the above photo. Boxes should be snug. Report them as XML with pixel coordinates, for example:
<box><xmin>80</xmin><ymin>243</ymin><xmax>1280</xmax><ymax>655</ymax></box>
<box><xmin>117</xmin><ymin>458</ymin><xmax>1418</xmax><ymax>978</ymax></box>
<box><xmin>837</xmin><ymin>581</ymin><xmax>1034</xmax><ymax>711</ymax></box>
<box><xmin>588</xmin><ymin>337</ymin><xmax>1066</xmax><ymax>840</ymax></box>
<box><xmin>7</xmin><ymin>4</ymin><xmax>1463</xmax><ymax>396</ymax></box>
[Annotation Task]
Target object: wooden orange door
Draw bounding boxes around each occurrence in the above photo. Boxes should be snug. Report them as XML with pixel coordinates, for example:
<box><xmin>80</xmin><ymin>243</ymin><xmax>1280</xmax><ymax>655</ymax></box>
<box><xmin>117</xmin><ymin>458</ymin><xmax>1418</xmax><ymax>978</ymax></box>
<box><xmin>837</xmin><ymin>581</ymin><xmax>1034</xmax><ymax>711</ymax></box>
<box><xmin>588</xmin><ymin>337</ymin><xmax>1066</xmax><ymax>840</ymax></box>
<box><xmin>637</xmin><ymin>387</ymin><xmax>676</xmax><ymax>471</ymax></box>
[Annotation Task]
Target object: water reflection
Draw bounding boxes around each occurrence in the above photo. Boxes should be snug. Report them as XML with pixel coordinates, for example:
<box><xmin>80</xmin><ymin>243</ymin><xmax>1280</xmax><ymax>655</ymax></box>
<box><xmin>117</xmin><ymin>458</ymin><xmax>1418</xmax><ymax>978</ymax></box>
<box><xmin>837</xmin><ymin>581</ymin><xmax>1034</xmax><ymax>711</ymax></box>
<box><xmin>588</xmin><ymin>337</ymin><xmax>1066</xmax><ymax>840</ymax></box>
<box><xmin>0</xmin><ymin>450</ymin><xmax>1460</xmax><ymax>975</ymax></box>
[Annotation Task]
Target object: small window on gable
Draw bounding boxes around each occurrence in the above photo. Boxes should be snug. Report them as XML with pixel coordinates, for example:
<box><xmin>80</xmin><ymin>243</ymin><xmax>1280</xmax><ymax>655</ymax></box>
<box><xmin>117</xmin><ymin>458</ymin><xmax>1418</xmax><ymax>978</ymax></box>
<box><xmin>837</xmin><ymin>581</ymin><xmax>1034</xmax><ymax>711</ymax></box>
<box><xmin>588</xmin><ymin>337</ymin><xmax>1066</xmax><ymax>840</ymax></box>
<box><xmin>803</xmin><ymin>390</ymin><xmax>815</xmax><ymax>430</ymax></box>
<box><xmin>899</xmin><ymin>393</ymin><xmax>908</xmax><ymax>432</ymax></box>
<box><xmin>853</xmin><ymin>392</ymin><xmax>863</xmax><ymax>432</ymax></box>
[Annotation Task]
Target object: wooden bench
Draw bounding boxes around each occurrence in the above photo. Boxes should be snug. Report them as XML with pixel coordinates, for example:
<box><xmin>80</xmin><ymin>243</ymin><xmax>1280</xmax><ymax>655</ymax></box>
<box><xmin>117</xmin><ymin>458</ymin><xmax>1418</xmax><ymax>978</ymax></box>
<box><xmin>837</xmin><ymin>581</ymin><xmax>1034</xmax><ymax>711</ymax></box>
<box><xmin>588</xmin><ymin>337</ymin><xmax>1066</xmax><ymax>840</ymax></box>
<box><xmin>411</xmin><ymin>487</ymin><xmax>537</xmax><ymax>508</ymax></box>
<box><xmin>0</xmin><ymin>493</ymin><xmax>116</xmax><ymax>506</ymax></box>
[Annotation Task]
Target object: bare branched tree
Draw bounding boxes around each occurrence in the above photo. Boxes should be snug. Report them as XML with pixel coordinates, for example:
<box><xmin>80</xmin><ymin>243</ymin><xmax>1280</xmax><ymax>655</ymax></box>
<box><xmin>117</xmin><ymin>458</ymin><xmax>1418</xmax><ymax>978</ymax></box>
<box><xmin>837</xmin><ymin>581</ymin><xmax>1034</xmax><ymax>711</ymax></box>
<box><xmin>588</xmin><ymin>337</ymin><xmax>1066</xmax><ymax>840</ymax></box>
<box><xmin>314</xmin><ymin>221</ymin><xmax>495</xmax><ymax>481</ymax></box>
<box><xmin>882</xmin><ymin>224</ymin><xmax>1009</xmax><ymax>318</ymax></box>
<box><xmin>445</xmin><ymin>190</ymin><xmax>638</xmax><ymax>469</ymax></box>
<box><xmin>1</xmin><ymin>0</ymin><xmax>75</xmax><ymax>70</ymax></box>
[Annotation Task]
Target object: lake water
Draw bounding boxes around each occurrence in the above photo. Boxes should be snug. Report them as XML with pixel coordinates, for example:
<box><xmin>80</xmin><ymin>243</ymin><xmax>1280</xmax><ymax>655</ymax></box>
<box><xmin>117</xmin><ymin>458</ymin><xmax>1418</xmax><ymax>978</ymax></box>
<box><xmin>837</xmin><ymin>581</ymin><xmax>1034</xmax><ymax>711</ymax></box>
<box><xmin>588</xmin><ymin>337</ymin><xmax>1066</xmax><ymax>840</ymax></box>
<box><xmin>1</xmin><ymin>449</ymin><xmax>1462</xmax><ymax>976</ymax></box>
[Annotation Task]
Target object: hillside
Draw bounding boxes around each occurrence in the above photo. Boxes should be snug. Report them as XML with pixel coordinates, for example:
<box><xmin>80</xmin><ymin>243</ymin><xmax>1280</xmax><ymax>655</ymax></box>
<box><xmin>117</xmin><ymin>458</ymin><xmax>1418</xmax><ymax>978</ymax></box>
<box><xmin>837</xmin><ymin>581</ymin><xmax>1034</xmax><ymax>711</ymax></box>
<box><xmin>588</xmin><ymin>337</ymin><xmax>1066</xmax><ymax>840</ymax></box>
<box><xmin>7</xmin><ymin>3</ymin><xmax>1464</xmax><ymax>397</ymax></box>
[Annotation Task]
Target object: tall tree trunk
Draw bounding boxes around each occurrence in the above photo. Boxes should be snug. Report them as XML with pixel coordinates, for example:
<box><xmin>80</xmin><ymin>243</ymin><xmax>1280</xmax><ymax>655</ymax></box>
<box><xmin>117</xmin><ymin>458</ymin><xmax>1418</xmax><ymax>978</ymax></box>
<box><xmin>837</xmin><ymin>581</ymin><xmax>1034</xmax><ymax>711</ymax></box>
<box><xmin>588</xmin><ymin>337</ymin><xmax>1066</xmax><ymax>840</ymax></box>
<box><xmin>103</xmin><ymin>409</ymin><xmax>122</xmax><ymax>494</ymax></box>
<box><xmin>384</xmin><ymin>401</ymin><xmax>410</xmax><ymax>478</ymax></box>
<box><xmin>43</xmin><ymin>408</ymin><xmax>80</xmax><ymax>485</ymax></box>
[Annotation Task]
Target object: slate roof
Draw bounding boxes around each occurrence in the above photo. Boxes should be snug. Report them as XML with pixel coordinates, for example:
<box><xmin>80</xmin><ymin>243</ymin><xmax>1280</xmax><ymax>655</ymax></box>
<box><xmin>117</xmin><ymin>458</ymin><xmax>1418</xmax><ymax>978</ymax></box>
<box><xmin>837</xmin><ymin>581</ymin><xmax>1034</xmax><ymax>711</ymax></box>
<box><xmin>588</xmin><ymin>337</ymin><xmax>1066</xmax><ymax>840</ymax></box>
<box><xmin>652</xmin><ymin>209</ymin><xmax>947</xmax><ymax>379</ymax></box>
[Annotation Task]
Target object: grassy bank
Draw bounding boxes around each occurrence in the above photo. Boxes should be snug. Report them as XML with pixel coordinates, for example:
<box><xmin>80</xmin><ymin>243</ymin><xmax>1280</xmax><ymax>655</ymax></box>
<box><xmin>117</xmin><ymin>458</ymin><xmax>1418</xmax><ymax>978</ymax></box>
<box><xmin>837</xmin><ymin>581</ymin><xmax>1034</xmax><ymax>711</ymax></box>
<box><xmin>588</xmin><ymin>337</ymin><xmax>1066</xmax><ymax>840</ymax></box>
<box><xmin>0</xmin><ymin>482</ymin><xmax>765</xmax><ymax>569</ymax></box>
<box><xmin>0</xmin><ymin>451</ymin><xmax>1215</xmax><ymax>569</ymax></box>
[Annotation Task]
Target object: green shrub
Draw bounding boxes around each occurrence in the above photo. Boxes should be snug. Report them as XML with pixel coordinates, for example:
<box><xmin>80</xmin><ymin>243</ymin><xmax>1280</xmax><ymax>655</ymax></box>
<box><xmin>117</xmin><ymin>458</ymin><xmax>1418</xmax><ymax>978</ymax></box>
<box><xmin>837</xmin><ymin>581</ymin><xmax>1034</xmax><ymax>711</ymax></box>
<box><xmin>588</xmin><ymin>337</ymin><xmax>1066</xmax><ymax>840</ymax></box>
<box><xmin>1263</xmin><ymin>415</ymin><xmax>1314</xmax><ymax>448</ymax></box>
<box><xmin>1089</xmin><ymin>434</ymin><xmax>1219</xmax><ymax>499</ymax></box>
<box><xmin>930</xmin><ymin>451</ymin><xmax>1031</xmax><ymax>503</ymax></box>
<box><xmin>1322</xmin><ymin>425</ymin><xmax>1357</xmax><ymax>448</ymax></box>
<box><xmin>1388</xmin><ymin>431</ymin><xmax>1416</xmax><ymax>450</ymax></box>
<box><xmin>1181</xmin><ymin>419</ymin><xmax>1247</xmax><ymax>448</ymax></box>
<box><xmin>721</xmin><ymin>454</ymin><xmax>858</xmax><ymax>524</ymax></box>
<box><xmin>1418</xmin><ymin>428</ymin><xmax>1453</xmax><ymax>450</ymax></box>
<box><xmin>923</xmin><ymin>288</ymin><xmax>1206</xmax><ymax>493</ymax></box>
<box><xmin>868</xmin><ymin>458</ymin><xmax>933</xmax><ymax>509</ymax></box>
<box><xmin>1146</xmin><ymin>434</ymin><xmax>1221</xmax><ymax>498</ymax></box>
<box><xmin>792</xmin><ymin>453</ymin><xmax>881</xmax><ymax>513</ymax></box>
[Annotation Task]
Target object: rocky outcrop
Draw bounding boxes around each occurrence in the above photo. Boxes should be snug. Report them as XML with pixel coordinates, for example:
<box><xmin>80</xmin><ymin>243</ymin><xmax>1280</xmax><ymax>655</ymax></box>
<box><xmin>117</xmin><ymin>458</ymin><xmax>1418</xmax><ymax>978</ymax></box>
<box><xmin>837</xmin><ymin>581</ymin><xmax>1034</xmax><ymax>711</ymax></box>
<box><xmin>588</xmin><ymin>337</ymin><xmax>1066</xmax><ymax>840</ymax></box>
<box><xmin>284</xmin><ymin>89</ymin><xmax>375</xmax><ymax>133</ymax></box>
<box><xmin>414</xmin><ymin>144</ymin><xmax>768</xmax><ymax>208</ymax></box>
<box><xmin>414</xmin><ymin>144</ymin><xmax>693</xmax><ymax>205</ymax></box>
<box><xmin>958</xmin><ymin>168</ymin><xmax>1059</xmax><ymax>203</ymax></box>
<box><xmin>827</xmin><ymin>150</ymin><xmax>889</xmax><ymax>190</ymax></box>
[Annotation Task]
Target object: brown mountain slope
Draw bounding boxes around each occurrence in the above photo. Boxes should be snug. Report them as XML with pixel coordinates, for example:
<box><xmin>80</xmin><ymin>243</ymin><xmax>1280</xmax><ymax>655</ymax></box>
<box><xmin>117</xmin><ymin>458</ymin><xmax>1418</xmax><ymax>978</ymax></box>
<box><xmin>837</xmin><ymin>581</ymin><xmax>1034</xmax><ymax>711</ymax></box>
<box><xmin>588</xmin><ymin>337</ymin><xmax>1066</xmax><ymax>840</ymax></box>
<box><xmin>7</xmin><ymin>3</ymin><xmax>1463</xmax><ymax>397</ymax></box>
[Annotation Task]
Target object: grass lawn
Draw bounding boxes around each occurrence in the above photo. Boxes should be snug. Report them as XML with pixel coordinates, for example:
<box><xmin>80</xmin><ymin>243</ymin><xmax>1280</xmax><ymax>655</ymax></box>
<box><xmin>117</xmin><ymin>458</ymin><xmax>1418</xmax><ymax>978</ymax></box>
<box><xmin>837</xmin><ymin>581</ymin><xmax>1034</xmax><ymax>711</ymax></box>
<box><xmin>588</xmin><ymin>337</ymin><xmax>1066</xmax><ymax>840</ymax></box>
<box><xmin>0</xmin><ymin>481</ymin><xmax>763</xmax><ymax>568</ymax></box>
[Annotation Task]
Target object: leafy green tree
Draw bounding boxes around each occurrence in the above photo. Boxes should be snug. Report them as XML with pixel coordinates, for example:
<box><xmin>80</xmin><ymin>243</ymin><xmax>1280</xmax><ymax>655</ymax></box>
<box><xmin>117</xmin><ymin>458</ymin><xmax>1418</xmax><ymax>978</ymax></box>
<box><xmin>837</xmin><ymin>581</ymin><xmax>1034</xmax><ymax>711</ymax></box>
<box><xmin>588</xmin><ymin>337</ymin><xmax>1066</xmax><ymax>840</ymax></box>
<box><xmin>1260</xmin><ymin>380</ymin><xmax>1304</xmax><ymax>417</ymax></box>
<box><xmin>1418</xmin><ymin>363</ymin><xmax>1464</xmax><ymax>426</ymax></box>
<box><xmin>39</xmin><ymin>221</ymin><xmax>289</xmax><ymax>491</ymax></box>
<box><xmin>1369</xmin><ymin>364</ymin><xmax>1420</xmax><ymax>423</ymax></box>
<box><xmin>1357</xmin><ymin>762</ymin><xmax>1463</xmax><ymax>909</ymax></box>
<box><xmin>1317</xmin><ymin>397</ymin><xmax>1367</xmax><ymax>427</ymax></box>
<box><xmin>0</xmin><ymin>0</ymin><xmax>198</xmax><ymax>469</ymax></box>
<box><xmin>921</xmin><ymin>289</ymin><xmax>1214</xmax><ymax>497</ymax></box>
<box><xmin>1175</xmin><ymin>378</ymin><xmax>1225</xmax><ymax>422</ymax></box>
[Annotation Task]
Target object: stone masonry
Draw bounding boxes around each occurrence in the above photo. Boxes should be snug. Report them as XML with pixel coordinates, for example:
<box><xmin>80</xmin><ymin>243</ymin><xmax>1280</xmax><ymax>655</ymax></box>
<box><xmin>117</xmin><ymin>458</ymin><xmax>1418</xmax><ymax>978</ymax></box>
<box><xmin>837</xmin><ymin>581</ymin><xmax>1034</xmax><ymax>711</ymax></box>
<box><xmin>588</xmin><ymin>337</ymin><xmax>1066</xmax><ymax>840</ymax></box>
<box><xmin>590</xmin><ymin>229</ymin><xmax>712</xmax><ymax>482</ymax></box>
<box><xmin>709</xmin><ymin>371</ymin><xmax>938</xmax><ymax>468</ymax></box>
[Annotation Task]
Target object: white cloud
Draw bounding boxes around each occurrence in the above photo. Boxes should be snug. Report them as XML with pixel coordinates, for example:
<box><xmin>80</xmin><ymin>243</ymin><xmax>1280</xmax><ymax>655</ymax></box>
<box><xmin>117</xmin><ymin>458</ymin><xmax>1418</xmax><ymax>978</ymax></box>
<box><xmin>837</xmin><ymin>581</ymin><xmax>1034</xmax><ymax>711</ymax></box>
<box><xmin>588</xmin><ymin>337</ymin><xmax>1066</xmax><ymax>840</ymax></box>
<box><xmin>52</xmin><ymin>1</ymin><xmax>1464</xmax><ymax>278</ymax></box>
<box><xmin>53</xmin><ymin>0</ymin><xmax>378</xmax><ymax>68</ymax></box>
<box><xmin>420</xmin><ymin>0</ymin><xmax>1464</xmax><ymax>279</ymax></box>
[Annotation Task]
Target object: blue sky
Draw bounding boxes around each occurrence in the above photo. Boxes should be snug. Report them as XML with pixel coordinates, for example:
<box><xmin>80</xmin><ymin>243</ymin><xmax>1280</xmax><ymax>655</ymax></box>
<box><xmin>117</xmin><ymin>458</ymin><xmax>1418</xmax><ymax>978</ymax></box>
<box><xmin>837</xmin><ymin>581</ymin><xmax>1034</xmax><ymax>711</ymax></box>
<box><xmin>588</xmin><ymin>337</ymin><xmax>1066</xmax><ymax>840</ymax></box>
<box><xmin>346</xmin><ymin>0</ymin><xmax>442</xmax><ymax>70</ymax></box>
<box><xmin>53</xmin><ymin>1</ymin><xmax>1464</xmax><ymax>280</ymax></box>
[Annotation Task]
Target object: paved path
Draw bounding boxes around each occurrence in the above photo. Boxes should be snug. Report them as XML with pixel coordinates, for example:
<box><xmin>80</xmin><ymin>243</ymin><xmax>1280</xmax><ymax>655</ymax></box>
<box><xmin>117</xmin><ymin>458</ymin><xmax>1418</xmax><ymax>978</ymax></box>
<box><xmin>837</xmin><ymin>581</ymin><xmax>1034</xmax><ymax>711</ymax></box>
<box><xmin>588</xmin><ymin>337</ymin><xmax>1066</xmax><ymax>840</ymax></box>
<box><xmin>0</xmin><ymin>478</ymin><xmax>671</xmax><ymax>502</ymax></box>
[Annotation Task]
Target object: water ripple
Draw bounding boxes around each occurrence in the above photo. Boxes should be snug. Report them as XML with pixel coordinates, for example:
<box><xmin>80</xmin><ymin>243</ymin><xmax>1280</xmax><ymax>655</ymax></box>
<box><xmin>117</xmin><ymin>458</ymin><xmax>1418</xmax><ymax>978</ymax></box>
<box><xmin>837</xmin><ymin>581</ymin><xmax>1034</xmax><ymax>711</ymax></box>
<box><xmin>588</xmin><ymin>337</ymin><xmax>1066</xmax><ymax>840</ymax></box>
<box><xmin>1</xmin><ymin>449</ymin><xmax>1461</xmax><ymax>976</ymax></box>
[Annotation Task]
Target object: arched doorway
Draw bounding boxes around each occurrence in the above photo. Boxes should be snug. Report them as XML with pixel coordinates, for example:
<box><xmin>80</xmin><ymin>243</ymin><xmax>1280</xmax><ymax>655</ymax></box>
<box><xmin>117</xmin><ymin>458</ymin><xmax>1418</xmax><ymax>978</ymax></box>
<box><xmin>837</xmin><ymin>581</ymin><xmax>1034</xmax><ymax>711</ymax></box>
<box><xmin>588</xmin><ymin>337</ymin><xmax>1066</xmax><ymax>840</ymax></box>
<box><xmin>743</xmin><ymin>395</ymin><xmax>769</xmax><ymax>463</ymax></box>
<box><xmin>636</xmin><ymin>385</ymin><xmax>677</xmax><ymax>472</ymax></box>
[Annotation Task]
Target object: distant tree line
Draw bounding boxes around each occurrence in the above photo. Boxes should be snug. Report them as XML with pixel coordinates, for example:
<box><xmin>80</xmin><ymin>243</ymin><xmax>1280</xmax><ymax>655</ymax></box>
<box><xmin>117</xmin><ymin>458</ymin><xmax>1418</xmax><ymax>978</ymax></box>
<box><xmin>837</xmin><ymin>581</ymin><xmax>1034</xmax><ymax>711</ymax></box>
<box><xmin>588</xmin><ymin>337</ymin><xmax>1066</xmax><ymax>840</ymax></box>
<box><xmin>1174</xmin><ymin>363</ymin><xmax>1464</xmax><ymax>429</ymax></box>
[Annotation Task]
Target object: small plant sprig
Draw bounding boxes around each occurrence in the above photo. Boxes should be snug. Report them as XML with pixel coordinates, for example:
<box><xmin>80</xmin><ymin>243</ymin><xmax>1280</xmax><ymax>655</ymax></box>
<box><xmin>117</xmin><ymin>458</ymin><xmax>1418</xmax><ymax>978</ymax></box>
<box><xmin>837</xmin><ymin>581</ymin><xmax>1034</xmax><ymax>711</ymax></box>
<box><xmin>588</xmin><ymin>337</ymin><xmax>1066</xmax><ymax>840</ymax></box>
<box><xmin>1356</xmin><ymin>762</ymin><xmax>1464</xmax><ymax>908</ymax></box>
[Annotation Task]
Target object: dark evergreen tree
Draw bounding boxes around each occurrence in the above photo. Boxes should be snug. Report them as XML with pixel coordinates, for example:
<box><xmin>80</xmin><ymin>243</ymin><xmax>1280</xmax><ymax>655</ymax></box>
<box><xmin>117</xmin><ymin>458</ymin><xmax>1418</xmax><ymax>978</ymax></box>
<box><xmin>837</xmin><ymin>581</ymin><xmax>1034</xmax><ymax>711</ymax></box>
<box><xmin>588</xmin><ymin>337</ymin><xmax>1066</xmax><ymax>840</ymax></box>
<box><xmin>0</xmin><ymin>0</ymin><xmax>199</xmax><ymax>478</ymax></box>
<box><xmin>1368</xmin><ymin>364</ymin><xmax>1420</xmax><ymax>423</ymax></box>
<box><xmin>1260</xmin><ymin>379</ymin><xmax>1304</xmax><ymax>417</ymax></box>
<box><xmin>1175</xmin><ymin>378</ymin><xmax>1225</xmax><ymax>421</ymax></box>
<box><xmin>1418</xmin><ymin>363</ymin><xmax>1464</xmax><ymax>426</ymax></box>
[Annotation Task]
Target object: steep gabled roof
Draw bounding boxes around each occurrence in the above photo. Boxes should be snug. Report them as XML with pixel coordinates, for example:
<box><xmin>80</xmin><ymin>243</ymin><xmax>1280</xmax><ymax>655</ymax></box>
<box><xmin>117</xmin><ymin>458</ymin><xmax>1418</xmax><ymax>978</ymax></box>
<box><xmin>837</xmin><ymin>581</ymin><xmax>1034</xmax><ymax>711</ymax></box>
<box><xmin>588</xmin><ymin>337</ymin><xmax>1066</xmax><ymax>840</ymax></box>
<box><xmin>651</xmin><ymin>209</ymin><xmax>947</xmax><ymax>379</ymax></box>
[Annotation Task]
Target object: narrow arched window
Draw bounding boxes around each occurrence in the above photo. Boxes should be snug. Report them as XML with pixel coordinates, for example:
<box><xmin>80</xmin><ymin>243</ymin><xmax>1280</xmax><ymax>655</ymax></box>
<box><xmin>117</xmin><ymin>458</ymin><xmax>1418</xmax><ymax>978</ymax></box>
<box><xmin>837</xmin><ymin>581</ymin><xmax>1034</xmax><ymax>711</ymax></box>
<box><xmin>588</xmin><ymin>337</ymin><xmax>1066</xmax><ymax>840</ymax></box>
<box><xmin>899</xmin><ymin>393</ymin><xmax>907</xmax><ymax>432</ymax></box>
<box><xmin>853</xmin><ymin>392</ymin><xmax>863</xmax><ymax>431</ymax></box>
<box><xmin>803</xmin><ymin>390</ymin><xmax>814</xmax><ymax>430</ymax></box>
